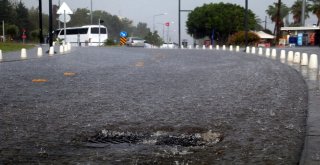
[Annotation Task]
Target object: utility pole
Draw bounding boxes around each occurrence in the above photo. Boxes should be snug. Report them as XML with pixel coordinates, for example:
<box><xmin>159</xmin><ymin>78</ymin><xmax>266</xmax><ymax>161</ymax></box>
<box><xmin>244</xmin><ymin>0</ymin><xmax>248</xmax><ymax>49</ymax></box>
<box><xmin>276</xmin><ymin>0</ymin><xmax>281</xmax><ymax>45</ymax></box>
<box><xmin>178</xmin><ymin>0</ymin><xmax>181</xmax><ymax>48</ymax></box>
<box><xmin>58</xmin><ymin>0</ymin><xmax>61</xmax><ymax>29</ymax></box>
<box><xmin>264</xmin><ymin>16</ymin><xmax>267</xmax><ymax>30</ymax></box>
<box><xmin>90</xmin><ymin>0</ymin><xmax>93</xmax><ymax>24</ymax></box>
<box><xmin>39</xmin><ymin>0</ymin><xmax>44</xmax><ymax>44</ymax></box>
<box><xmin>49</xmin><ymin>0</ymin><xmax>53</xmax><ymax>47</ymax></box>
<box><xmin>2</xmin><ymin>20</ymin><xmax>5</xmax><ymax>42</ymax></box>
<box><xmin>301</xmin><ymin>0</ymin><xmax>306</xmax><ymax>26</ymax></box>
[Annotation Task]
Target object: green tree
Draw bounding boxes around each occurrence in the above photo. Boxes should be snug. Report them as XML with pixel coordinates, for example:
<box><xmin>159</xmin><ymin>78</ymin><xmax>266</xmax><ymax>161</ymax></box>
<box><xmin>144</xmin><ymin>31</ymin><xmax>163</xmax><ymax>46</ymax></box>
<box><xmin>291</xmin><ymin>0</ymin><xmax>312</xmax><ymax>25</ymax></box>
<box><xmin>310</xmin><ymin>0</ymin><xmax>320</xmax><ymax>25</ymax></box>
<box><xmin>186</xmin><ymin>3</ymin><xmax>257</xmax><ymax>43</ymax></box>
<box><xmin>0</xmin><ymin>0</ymin><xmax>15</xmax><ymax>24</ymax></box>
<box><xmin>133</xmin><ymin>22</ymin><xmax>150</xmax><ymax>38</ymax></box>
<box><xmin>27</xmin><ymin>7</ymin><xmax>39</xmax><ymax>34</ymax></box>
<box><xmin>6</xmin><ymin>24</ymin><xmax>19</xmax><ymax>40</ymax></box>
<box><xmin>91</xmin><ymin>10</ymin><xmax>125</xmax><ymax>39</ymax></box>
<box><xmin>69</xmin><ymin>8</ymin><xmax>91</xmax><ymax>27</ymax></box>
<box><xmin>15</xmin><ymin>1</ymin><xmax>29</xmax><ymax>36</ymax></box>
<box><xmin>266</xmin><ymin>2</ymin><xmax>290</xmax><ymax>33</ymax></box>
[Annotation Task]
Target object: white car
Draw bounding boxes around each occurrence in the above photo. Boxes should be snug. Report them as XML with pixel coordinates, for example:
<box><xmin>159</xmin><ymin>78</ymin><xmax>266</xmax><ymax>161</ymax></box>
<box><xmin>126</xmin><ymin>37</ymin><xmax>145</xmax><ymax>47</ymax></box>
<box><xmin>160</xmin><ymin>42</ymin><xmax>179</xmax><ymax>49</ymax></box>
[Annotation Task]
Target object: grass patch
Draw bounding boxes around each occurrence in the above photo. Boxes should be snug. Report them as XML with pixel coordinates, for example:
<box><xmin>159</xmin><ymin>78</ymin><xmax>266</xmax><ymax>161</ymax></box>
<box><xmin>0</xmin><ymin>42</ymin><xmax>35</xmax><ymax>52</ymax></box>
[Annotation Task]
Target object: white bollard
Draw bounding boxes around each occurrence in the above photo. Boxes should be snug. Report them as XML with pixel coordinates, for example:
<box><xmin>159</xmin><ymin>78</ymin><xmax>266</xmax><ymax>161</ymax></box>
<box><xmin>68</xmin><ymin>42</ymin><xmax>71</xmax><ymax>51</ymax></box>
<box><xmin>293</xmin><ymin>52</ymin><xmax>301</xmax><ymax>64</ymax></box>
<box><xmin>246</xmin><ymin>46</ymin><xmax>250</xmax><ymax>53</ymax></box>
<box><xmin>301</xmin><ymin>53</ymin><xmax>309</xmax><ymax>66</ymax></box>
<box><xmin>265</xmin><ymin>48</ymin><xmax>271</xmax><ymax>57</ymax></box>
<box><xmin>280</xmin><ymin>50</ymin><xmax>286</xmax><ymax>60</ymax></box>
<box><xmin>59</xmin><ymin>45</ymin><xmax>64</xmax><ymax>54</ymax></box>
<box><xmin>49</xmin><ymin>46</ymin><xmax>54</xmax><ymax>56</ymax></box>
<box><xmin>64</xmin><ymin>44</ymin><xmax>68</xmax><ymax>52</ymax></box>
<box><xmin>0</xmin><ymin>49</ymin><xmax>2</xmax><ymax>61</ymax></box>
<box><xmin>21</xmin><ymin>48</ymin><xmax>27</xmax><ymax>59</ymax></box>
<box><xmin>222</xmin><ymin>45</ymin><xmax>226</xmax><ymax>50</ymax></box>
<box><xmin>258</xmin><ymin>47</ymin><xmax>263</xmax><ymax>55</ymax></box>
<box><xmin>37</xmin><ymin>47</ymin><xmax>43</xmax><ymax>57</ymax></box>
<box><xmin>309</xmin><ymin>54</ymin><xmax>318</xmax><ymax>69</ymax></box>
<box><xmin>188</xmin><ymin>45</ymin><xmax>192</xmax><ymax>49</ymax></box>
<box><xmin>287</xmin><ymin>51</ymin><xmax>294</xmax><ymax>62</ymax></box>
<box><xmin>236</xmin><ymin>46</ymin><xmax>240</xmax><ymax>52</ymax></box>
<box><xmin>216</xmin><ymin>45</ymin><xmax>220</xmax><ymax>50</ymax></box>
<box><xmin>209</xmin><ymin>45</ymin><xmax>213</xmax><ymax>50</ymax></box>
<box><xmin>271</xmin><ymin>49</ymin><xmax>277</xmax><ymax>59</ymax></box>
<box><xmin>202</xmin><ymin>45</ymin><xmax>206</xmax><ymax>50</ymax></box>
<box><xmin>229</xmin><ymin>45</ymin><xmax>233</xmax><ymax>51</ymax></box>
<box><xmin>251</xmin><ymin>47</ymin><xmax>256</xmax><ymax>54</ymax></box>
<box><xmin>195</xmin><ymin>45</ymin><xmax>199</xmax><ymax>49</ymax></box>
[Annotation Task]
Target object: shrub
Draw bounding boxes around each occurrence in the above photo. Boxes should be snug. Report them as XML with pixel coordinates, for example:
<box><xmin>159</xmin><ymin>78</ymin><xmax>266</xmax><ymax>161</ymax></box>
<box><xmin>227</xmin><ymin>31</ymin><xmax>260</xmax><ymax>46</ymax></box>
<box><xmin>104</xmin><ymin>38</ymin><xmax>116</xmax><ymax>46</ymax></box>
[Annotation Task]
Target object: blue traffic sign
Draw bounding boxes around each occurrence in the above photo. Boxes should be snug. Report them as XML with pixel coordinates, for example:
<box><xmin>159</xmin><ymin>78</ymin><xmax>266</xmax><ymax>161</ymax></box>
<box><xmin>120</xmin><ymin>31</ymin><xmax>127</xmax><ymax>37</ymax></box>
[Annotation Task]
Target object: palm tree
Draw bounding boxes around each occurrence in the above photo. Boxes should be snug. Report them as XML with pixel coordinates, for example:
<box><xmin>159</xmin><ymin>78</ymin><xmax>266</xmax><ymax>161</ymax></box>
<box><xmin>291</xmin><ymin>0</ymin><xmax>312</xmax><ymax>25</ymax></box>
<box><xmin>266</xmin><ymin>1</ymin><xmax>290</xmax><ymax>34</ymax></box>
<box><xmin>309</xmin><ymin>0</ymin><xmax>320</xmax><ymax>25</ymax></box>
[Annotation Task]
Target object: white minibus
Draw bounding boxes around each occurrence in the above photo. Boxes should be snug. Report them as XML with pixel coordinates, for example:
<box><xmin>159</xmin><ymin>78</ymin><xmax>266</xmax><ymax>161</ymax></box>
<box><xmin>56</xmin><ymin>25</ymin><xmax>108</xmax><ymax>46</ymax></box>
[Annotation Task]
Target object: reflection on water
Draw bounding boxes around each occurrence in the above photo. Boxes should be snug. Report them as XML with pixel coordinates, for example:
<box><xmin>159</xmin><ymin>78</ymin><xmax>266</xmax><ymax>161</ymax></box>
<box><xmin>273</xmin><ymin>53</ymin><xmax>320</xmax><ymax>88</ymax></box>
<box><xmin>297</xmin><ymin>64</ymin><xmax>319</xmax><ymax>89</ymax></box>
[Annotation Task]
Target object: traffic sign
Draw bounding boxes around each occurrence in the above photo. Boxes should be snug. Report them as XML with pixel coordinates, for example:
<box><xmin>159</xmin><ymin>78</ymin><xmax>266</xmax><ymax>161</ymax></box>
<box><xmin>57</xmin><ymin>2</ymin><xmax>73</xmax><ymax>14</ymax></box>
<box><xmin>120</xmin><ymin>31</ymin><xmax>127</xmax><ymax>37</ymax></box>
<box><xmin>22</xmin><ymin>34</ymin><xmax>27</xmax><ymax>39</ymax></box>
<box><xmin>120</xmin><ymin>37</ymin><xmax>127</xmax><ymax>46</ymax></box>
<box><xmin>59</xmin><ymin>14</ymin><xmax>71</xmax><ymax>23</ymax></box>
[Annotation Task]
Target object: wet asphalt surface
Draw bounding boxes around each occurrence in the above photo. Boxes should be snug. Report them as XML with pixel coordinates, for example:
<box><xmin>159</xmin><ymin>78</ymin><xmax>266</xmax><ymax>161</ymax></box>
<box><xmin>0</xmin><ymin>47</ymin><xmax>308</xmax><ymax>164</ymax></box>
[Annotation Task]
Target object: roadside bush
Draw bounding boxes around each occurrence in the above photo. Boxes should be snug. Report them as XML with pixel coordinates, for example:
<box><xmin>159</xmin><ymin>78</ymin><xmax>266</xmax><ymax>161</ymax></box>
<box><xmin>6</xmin><ymin>24</ymin><xmax>19</xmax><ymax>40</ymax></box>
<box><xmin>104</xmin><ymin>38</ymin><xmax>117</xmax><ymax>46</ymax></box>
<box><xmin>30</xmin><ymin>30</ymin><xmax>39</xmax><ymax>42</ymax></box>
<box><xmin>227</xmin><ymin>31</ymin><xmax>260</xmax><ymax>46</ymax></box>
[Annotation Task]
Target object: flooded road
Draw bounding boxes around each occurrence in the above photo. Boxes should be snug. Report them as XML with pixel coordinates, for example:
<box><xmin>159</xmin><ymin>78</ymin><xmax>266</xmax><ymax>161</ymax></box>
<box><xmin>0</xmin><ymin>47</ymin><xmax>307</xmax><ymax>164</ymax></box>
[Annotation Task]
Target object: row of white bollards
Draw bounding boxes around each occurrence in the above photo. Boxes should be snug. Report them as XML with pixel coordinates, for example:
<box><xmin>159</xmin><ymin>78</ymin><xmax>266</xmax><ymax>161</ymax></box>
<box><xmin>17</xmin><ymin>43</ymin><xmax>72</xmax><ymax>60</ymax></box>
<box><xmin>245</xmin><ymin>46</ymin><xmax>319</xmax><ymax>80</ymax></box>
<box><xmin>185</xmin><ymin>44</ymin><xmax>241</xmax><ymax>52</ymax></box>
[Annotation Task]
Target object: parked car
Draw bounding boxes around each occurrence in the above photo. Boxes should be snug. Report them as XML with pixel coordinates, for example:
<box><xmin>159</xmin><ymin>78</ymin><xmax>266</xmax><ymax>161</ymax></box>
<box><xmin>126</xmin><ymin>37</ymin><xmax>145</xmax><ymax>47</ymax></box>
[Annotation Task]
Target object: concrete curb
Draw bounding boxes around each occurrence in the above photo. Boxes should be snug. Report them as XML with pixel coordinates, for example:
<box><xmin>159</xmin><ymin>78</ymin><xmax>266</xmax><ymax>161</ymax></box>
<box><xmin>300</xmin><ymin>79</ymin><xmax>320</xmax><ymax>165</ymax></box>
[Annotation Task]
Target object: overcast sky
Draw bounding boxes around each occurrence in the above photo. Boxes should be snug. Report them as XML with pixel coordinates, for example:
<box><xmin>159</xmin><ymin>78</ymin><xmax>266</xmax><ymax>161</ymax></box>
<box><xmin>24</xmin><ymin>0</ymin><xmax>317</xmax><ymax>43</ymax></box>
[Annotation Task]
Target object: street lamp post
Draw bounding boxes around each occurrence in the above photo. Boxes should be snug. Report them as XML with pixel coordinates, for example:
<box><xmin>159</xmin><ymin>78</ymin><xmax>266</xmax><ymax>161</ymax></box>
<box><xmin>2</xmin><ymin>20</ymin><xmax>5</xmax><ymax>42</ymax></box>
<box><xmin>90</xmin><ymin>0</ymin><xmax>93</xmax><ymax>24</ymax></box>
<box><xmin>244</xmin><ymin>0</ymin><xmax>248</xmax><ymax>49</ymax></box>
<box><xmin>153</xmin><ymin>13</ymin><xmax>167</xmax><ymax>32</ymax></box>
<box><xmin>38</xmin><ymin>0</ymin><xmax>44</xmax><ymax>44</ymax></box>
<box><xmin>178</xmin><ymin>0</ymin><xmax>192</xmax><ymax>48</ymax></box>
<box><xmin>156</xmin><ymin>23</ymin><xmax>165</xmax><ymax>40</ymax></box>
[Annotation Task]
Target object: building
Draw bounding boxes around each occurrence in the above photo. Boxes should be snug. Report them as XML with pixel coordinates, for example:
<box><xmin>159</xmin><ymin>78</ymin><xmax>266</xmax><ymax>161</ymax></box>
<box><xmin>253</xmin><ymin>31</ymin><xmax>275</xmax><ymax>47</ymax></box>
<box><xmin>281</xmin><ymin>26</ymin><xmax>320</xmax><ymax>46</ymax></box>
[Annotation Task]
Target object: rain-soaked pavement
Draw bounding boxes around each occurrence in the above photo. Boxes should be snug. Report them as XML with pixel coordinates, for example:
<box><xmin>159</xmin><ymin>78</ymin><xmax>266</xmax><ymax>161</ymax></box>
<box><xmin>0</xmin><ymin>47</ymin><xmax>308</xmax><ymax>164</ymax></box>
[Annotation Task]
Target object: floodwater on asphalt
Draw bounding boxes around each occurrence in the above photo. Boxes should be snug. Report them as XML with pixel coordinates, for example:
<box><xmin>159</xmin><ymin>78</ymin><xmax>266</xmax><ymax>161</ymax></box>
<box><xmin>0</xmin><ymin>47</ymin><xmax>308</xmax><ymax>164</ymax></box>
